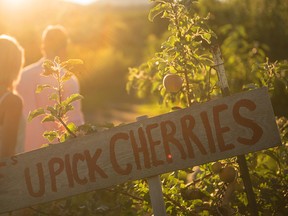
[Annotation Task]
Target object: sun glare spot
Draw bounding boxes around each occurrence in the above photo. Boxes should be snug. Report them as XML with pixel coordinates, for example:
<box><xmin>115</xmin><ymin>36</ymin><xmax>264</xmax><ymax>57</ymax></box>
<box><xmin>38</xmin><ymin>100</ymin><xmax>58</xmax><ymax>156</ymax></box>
<box><xmin>63</xmin><ymin>0</ymin><xmax>98</xmax><ymax>5</ymax></box>
<box><xmin>2</xmin><ymin>0</ymin><xmax>26</xmax><ymax>8</ymax></box>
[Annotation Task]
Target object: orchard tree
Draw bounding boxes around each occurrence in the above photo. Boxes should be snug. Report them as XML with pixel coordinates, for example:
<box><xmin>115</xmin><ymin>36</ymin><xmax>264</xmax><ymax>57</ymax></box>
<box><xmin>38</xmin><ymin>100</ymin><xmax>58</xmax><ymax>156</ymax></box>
<box><xmin>127</xmin><ymin>0</ymin><xmax>219</xmax><ymax>108</ymax></box>
<box><xmin>127</xmin><ymin>0</ymin><xmax>288</xmax><ymax>215</ymax></box>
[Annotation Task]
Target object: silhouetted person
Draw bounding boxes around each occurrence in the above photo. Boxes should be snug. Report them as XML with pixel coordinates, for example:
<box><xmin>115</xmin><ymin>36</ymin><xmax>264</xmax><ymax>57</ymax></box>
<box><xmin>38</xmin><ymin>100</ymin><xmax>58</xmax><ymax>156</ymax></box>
<box><xmin>0</xmin><ymin>35</ymin><xmax>25</xmax><ymax>158</ymax></box>
<box><xmin>17</xmin><ymin>25</ymin><xmax>84</xmax><ymax>151</ymax></box>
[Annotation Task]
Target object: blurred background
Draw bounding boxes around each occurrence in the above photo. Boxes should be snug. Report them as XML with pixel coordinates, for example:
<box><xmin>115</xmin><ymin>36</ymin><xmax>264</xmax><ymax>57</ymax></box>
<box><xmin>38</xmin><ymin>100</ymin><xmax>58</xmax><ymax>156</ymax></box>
<box><xmin>0</xmin><ymin>0</ymin><xmax>287</xmax><ymax>125</ymax></box>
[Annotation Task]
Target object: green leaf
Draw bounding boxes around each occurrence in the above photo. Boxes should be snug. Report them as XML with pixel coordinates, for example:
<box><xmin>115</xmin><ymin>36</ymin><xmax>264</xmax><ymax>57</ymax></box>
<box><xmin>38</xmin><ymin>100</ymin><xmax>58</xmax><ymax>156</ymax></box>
<box><xmin>49</xmin><ymin>93</ymin><xmax>59</xmax><ymax>101</ymax></box>
<box><xmin>36</xmin><ymin>84</ymin><xmax>52</xmax><ymax>93</ymax></box>
<box><xmin>60</xmin><ymin>104</ymin><xmax>74</xmax><ymax>116</ymax></box>
<box><xmin>61</xmin><ymin>59</ymin><xmax>84</xmax><ymax>67</ymax></box>
<box><xmin>148</xmin><ymin>3</ymin><xmax>167</xmax><ymax>22</ymax></box>
<box><xmin>60</xmin><ymin>59</ymin><xmax>84</xmax><ymax>72</ymax></box>
<box><xmin>61</xmin><ymin>71</ymin><xmax>73</xmax><ymax>82</ymax></box>
<box><xmin>59</xmin><ymin>133</ymin><xmax>68</xmax><ymax>143</ymax></box>
<box><xmin>43</xmin><ymin>131</ymin><xmax>58</xmax><ymax>143</ymax></box>
<box><xmin>263</xmin><ymin>150</ymin><xmax>282</xmax><ymax>170</ymax></box>
<box><xmin>28</xmin><ymin>108</ymin><xmax>45</xmax><ymax>122</ymax></box>
<box><xmin>64</xmin><ymin>104</ymin><xmax>74</xmax><ymax>113</ymax></box>
<box><xmin>42</xmin><ymin>59</ymin><xmax>54</xmax><ymax>67</ymax></box>
<box><xmin>41</xmin><ymin>115</ymin><xmax>56</xmax><ymax>123</ymax></box>
<box><xmin>67</xmin><ymin>122</ymin><xmax>77</xmax><ymax>133</ymax></box>
<box><xmin>42</xmin><ymin>60</ymin><xmax>57</xmax><ymax>76</ymax></box>
<box><xmin>47</xmin><ymin>106</ymin><xmax>58</xmax><ymax>116</ymax></box>
<box><xmin>201</xmin><ymin>32</ymin><xmax>211</xmax><ymax>43</ymax></box>
<box><xmin>63</xmin><ymin>93</ymin><xmax>84</xmax><ymax>105</ymax></box>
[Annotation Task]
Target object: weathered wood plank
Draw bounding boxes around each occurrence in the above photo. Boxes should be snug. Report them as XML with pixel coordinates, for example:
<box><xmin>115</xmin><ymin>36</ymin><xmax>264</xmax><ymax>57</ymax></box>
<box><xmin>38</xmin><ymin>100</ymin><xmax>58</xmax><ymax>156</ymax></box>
<box><xmin>0</xmin><ymin>87</ymin><xmax>281</xmax><ymax>213</ymax></box>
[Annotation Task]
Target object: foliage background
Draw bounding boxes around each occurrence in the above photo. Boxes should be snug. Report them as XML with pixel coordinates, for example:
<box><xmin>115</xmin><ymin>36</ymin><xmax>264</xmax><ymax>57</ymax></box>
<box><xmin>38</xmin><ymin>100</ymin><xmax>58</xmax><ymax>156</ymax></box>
<box><xmin>0</xmin><ymin>0</ymin><xmax>287</xmax><ymax>215</ymax></box>
<box><xmin>1</xmin><ymin>0</ymin><xmax>287</xmax><ymax>123</ymax></box>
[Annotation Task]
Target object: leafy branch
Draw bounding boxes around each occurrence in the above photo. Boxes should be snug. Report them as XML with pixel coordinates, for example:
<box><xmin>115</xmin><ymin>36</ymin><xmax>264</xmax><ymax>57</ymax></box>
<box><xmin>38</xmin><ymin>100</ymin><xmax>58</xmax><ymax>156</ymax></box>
<box><xmin>28</xmin><ymin>57</ymin><xmax>84</xmax><ymax>143</ymax></box>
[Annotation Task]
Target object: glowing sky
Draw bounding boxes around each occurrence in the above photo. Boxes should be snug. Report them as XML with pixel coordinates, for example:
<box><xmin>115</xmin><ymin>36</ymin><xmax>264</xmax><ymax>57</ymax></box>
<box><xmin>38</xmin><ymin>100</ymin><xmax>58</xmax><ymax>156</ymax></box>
<box><xmin>63</xmin><ymin>0</ymin><xmax>98</xmax><ymax>5</ymax></box>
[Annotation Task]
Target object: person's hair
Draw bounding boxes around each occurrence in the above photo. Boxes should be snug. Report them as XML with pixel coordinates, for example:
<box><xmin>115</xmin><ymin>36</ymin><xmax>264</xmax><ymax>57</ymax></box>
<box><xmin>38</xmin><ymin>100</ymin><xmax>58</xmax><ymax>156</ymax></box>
<box><xmin>41</xmin><ymin>25</ymin><xmax>69</xmax><ymax>58</ymax></box>
<box><xmin>0</xmin><ymin>35</ymin><xmax>24</xmax><ymax>90</ymax></box>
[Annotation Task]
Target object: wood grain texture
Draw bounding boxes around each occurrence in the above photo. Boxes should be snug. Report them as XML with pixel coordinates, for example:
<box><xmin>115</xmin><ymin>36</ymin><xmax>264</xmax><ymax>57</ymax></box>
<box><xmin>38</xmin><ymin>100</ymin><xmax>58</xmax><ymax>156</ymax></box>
<box><xmin>0</xmin><ymin>87</ymin><xmax>281</xmax><ymax>213</ymax></box>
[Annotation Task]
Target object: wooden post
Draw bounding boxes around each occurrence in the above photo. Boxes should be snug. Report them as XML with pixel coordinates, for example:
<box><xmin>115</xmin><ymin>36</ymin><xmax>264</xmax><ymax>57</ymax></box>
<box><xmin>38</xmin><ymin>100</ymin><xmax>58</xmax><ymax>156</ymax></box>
<box><xmin>211</xmin><ymin>44</ymin><xmax>259</xmax><ymax>216</ymax></box>
<box><xmin>136</xmin><ymin>116</ymin><xmax>167</xmax><ymax>216</ymax></box>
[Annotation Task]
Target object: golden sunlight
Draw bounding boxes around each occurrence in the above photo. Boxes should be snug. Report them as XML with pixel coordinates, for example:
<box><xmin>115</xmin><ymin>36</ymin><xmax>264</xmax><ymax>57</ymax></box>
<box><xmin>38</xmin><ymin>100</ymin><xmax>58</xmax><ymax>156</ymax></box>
<box><xmin>1</xmin><ymin>0</ymin><xmax>26</xmax><ymax>8</ymax></box>
<box><xmin>63</xmin><ymin>0</ymin><xmax>98</xmax><ymax>5</ymax></box>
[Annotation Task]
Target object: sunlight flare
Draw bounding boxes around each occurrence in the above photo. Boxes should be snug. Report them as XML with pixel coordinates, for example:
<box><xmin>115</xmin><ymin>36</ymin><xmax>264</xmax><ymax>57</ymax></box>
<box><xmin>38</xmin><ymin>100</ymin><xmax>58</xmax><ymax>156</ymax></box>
<box><xmin>63</xmin><ymin>0</ymin><xmax>98</xmax><ymax>5</ymax></box>
<box><xmin>1</xmin><ymin>0</ymin><xmax>26</xmax><ymax>8</ymax></box>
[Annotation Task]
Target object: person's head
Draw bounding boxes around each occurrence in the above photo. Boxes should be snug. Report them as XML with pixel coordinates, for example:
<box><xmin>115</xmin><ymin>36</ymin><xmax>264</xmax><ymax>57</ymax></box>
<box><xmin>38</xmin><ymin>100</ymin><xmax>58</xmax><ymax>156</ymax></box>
<box><xmin>41</xmin><ymin>25</ymin><xmax>69</xmax><ymax>60</ymax></box>
<box><xmin>0</xmin><ymin>35</ymin><xmax>24</xmax><ymax>91</ymax></box>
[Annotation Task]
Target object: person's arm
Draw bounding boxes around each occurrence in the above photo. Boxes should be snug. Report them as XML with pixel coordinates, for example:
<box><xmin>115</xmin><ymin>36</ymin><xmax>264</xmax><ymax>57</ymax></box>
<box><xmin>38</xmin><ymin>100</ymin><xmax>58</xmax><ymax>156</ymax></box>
<box><xmin>1</xmin><ymin>94</ymin><xmax>23</xmax><ymax>158</ymax></box>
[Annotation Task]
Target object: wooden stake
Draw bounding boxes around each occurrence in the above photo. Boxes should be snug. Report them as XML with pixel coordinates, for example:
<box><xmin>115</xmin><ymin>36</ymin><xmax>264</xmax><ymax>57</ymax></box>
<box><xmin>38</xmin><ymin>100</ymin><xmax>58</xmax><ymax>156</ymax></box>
<box><xmin>211</xmin><ymin>44</ymin><xmax>259</xmax><ymax>216</ymax></box>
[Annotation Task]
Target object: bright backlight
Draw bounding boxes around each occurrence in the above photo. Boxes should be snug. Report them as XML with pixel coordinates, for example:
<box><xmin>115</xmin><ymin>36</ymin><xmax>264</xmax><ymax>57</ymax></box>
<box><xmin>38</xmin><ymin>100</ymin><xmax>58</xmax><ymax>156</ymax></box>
<box><xmin>2</xmin><ymin>0</ymin><xmax>26</xmax><ymax>8</ymax></box>
<box><xmin>63</xmin><ymin>0</ymin><xmax>98</xmax><ymax>5</ymax></box>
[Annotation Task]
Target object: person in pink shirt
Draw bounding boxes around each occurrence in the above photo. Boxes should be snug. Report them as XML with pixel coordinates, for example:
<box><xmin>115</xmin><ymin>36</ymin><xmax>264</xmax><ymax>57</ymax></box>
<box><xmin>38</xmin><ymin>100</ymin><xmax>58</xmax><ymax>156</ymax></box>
<box><xmin>17</xmin><ymin>25</ymin><xmax>84</xmax><ymax>152</ymax></box>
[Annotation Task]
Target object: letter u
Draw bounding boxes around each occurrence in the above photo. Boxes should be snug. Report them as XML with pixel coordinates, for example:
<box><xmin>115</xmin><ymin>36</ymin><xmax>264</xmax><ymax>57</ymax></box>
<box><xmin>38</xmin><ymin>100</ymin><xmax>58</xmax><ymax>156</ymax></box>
<box><xmin>24</xmin><ymin>163</ymin><xmax>45</xmax><ymax>197</ymax></box>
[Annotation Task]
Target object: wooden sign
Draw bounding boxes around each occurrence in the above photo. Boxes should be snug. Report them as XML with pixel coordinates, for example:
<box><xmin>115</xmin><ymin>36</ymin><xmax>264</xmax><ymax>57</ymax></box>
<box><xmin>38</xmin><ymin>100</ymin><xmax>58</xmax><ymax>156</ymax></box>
<box><xmin>0</xmin><ymin>87</ymin><xmax>281</xmax><ymax>213</ymax></box>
